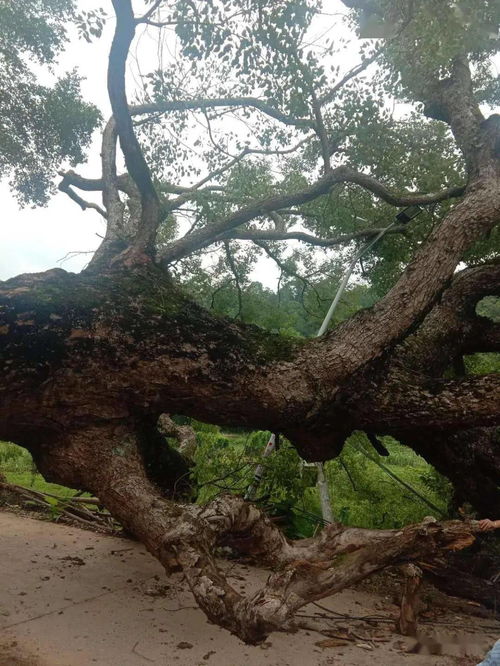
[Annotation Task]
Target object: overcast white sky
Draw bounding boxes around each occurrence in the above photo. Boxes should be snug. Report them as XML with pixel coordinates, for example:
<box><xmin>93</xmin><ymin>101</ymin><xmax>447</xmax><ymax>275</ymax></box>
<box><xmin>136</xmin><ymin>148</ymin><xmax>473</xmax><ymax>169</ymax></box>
<box><xmin>0</xmin><ymin>0</ymin><xmax>353</xmax><ymax>284</ymax></box>
<box><xmin>0</xmin><ymin>0</ymin><xmax>111</xmax><ymax>280</ymax></box>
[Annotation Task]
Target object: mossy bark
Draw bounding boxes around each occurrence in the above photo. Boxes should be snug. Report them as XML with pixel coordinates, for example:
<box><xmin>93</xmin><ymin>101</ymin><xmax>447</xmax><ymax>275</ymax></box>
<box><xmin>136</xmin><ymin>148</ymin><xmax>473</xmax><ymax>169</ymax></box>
<box><xmin>1</xmin><ymin>258</ymin><xmax>500</xmax><ymax>507</ymax></box>
<box><xmin>0</xmin><ymin>233</ymin><xmax>499</xmax><ymax>641</ymax></box>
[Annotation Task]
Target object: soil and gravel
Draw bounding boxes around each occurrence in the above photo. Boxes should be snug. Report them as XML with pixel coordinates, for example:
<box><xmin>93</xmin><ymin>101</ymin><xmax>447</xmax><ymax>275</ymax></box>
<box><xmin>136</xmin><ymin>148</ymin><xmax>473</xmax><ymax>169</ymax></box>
<box><xmin>1</xmin><ymin>509</ymin><xmax>498</xmax><ymax>665</ymax></box>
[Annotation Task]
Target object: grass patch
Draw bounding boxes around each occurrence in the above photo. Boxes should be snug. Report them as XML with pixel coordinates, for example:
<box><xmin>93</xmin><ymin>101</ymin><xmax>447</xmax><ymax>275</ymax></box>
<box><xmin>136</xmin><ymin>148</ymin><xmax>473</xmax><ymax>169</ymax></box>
<box><xmin>1</xmin><ymin>441</ymin><xmax>79</xmax><ymax>498</ymax></box>
<box><xmin>4</xmin><ymin>471</ymin><xmax>78</xmax><ymax>498</ymax></box>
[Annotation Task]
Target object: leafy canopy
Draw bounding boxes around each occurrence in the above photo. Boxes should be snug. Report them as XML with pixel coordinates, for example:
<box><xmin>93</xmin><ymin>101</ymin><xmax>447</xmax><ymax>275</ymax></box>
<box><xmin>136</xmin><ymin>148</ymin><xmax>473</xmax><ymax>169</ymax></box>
<box><xmin>129</xmin><ymin>0</ymin><xmax>498</xmax><ymax>316</ymax></box>
<box><xmin>0</xmin><ymin>0</ymin><xmax>100</xmax><ymax>205</ymax></box>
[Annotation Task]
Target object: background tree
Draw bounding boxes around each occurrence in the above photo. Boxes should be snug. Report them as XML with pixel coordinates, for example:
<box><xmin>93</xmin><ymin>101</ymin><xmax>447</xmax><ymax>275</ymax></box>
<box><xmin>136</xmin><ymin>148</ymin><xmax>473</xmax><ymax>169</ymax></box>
<box><xmin>0</xmin><ymin>0</ymin><xmax>101</xmax><ymax>204</ymax></box>
<box><xmin>1</xmin><ymin>0</ymin><xmax>499</xmax><ymax>643</ymax></box>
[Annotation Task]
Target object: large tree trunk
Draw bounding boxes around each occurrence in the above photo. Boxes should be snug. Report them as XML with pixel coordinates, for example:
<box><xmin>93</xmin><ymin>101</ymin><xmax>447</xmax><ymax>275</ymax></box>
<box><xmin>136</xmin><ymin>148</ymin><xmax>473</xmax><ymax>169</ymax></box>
<box><xmin>2</xmin><ymin>262</ymin><xmax>499</xmax><ymax>468</ymax></box>
<box><xmin>0</xmin><ymin>262</ymin><xmax>496</xmax><ymax>641</ymax></box>
<box><xmin>2</xmin><ymin>0</ymin><xmax>500</xmax><ymax>644</ymax></box>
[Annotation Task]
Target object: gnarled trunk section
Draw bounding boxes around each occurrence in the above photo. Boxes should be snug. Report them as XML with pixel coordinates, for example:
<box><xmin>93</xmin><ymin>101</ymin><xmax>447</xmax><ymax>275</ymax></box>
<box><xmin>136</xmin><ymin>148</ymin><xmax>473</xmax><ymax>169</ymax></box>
<box><xmin>0</xmin><ymin>191</ymin><xmax>499</xmax><ymax>640</ymax></box>
<box><xmin>30</xmin><ymin>419</ymin><xmax>480</xmax><ymax>644</ymax></box>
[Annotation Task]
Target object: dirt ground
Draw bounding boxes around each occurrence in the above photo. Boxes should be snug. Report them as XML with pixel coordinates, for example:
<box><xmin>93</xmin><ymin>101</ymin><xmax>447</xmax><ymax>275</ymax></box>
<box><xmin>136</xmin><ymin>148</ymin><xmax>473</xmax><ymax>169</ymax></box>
<box><xmin>1</xmin><ymin>509</ymin><xmax>498</xmax><ymax>666</ymax></box>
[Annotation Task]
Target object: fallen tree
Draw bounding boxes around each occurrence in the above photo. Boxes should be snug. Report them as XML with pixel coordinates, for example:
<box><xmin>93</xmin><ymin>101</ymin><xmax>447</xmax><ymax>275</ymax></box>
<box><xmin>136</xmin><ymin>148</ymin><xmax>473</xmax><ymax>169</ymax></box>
<box><xmin>1</xmin><ymin>0</ymin><xmax>499</xmax><ymax>642</ymax></box>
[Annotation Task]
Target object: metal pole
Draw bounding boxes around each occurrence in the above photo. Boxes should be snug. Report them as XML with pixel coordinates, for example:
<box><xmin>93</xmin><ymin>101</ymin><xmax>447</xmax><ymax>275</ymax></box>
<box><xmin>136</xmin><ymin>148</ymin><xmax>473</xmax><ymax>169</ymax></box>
<box><xmin>315</xmin><ymin>461</ymin><xmax>334</xmax><ymax>523</ymax></box>
<box><xmin>313</xmin><ymin>222</ymin><xmax>397</xmax><ymax>521</ymax></box>
<box><xmin>245</xmin><ymin>221</ymin><xmax>398</xmax><ymax>516</ymax></box>
<box><xmin>316</xmin><ymin>222</ymin><xmax>397</xmax><ymax>336</ymax></box>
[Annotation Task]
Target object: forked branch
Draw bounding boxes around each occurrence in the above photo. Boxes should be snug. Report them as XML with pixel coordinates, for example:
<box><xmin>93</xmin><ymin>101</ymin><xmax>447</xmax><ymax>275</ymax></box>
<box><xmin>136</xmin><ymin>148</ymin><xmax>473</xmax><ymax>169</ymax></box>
<box><xmin>58</xmin><ymin>176</ymin><xmax>107</xmax><ymax>218</ymax></box>
<box><xmin>161</xmin><ymin>166</ymin><xmax>465</xmax><ymax>263</ymax></box>
<box><xmin>41</xmin><ymin>427</ymin><xmax>480</xmax><ymax>645</ymax></box>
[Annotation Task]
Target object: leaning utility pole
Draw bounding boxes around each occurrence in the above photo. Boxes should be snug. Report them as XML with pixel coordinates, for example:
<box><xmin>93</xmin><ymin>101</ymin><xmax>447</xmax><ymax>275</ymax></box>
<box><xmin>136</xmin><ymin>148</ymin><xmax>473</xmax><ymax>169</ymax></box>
<box><xmin>245</xmin><ymin>208</ymin><xmax>422</xmax><ymax>522</ymax></box>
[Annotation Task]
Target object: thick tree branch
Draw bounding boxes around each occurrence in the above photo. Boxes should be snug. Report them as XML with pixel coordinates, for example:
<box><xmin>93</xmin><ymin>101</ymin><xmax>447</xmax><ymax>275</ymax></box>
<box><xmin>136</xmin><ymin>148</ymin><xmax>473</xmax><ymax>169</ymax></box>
<box><xmin>57</xmin><ymin>177</ymin><xmax>107</xmax><ymax>218</ymax></box>
<box><xmin>390</xmin><ymin>262</ymin><xmax>500</xmax><ymax>374</ymax></box>
<box><xmin>59</xmin><ymin>169</ymin><xmax>221</xmax><ymax>200</ymax></box>
<box><xmin>311</xmin><ymin>91</ymin><xmax>332</xmax><ymax>171</ymax></box>
<box><xmin>131</xmin><ymin>98</ymin><xmax>313</xmax><ymax>129</ymax></box>
<box><xmin>161</xmin><ymin>166</ymin><xmax>465</xmax><ymax>263</ymax></box>
<box><xmin>101</xmin><ymin>117</ymin><xmax>125</xmax><ymax>232</ymax></box>
<box><xmin>361</xmin><ymin>371</ymin><xmax>500</xmax><ymax>433</ymax></box>
<box><xmin>109</xmin><ymin>0</ymin><xmax>160</xmax><ymax>256</ymax></box>
<box><xmin>58</xmin><ymin>170</ymin><xmax>104</xmax><ymax>192</ymax></box>
<box><xmin>317</xmin><ymin>166</ymin><xmax>500</xmax><ymax>389</ymax></box>
<box><xmin>223</xmin><ymin>225</ymin><xmax>407</xmax><ymax>247</ymax></box>
<box><xmin>423</xmin><ymin>58</ymin><xmax>485</xmax><ymax>176</ymax></box>
<box><xmin>350</xmin><ymin>262</ymin><xmax>500</xmax><ymax>515</ymax></box>
<box><xmin>334</xmin><ymin>265</ymin><xmax>500</xmax><ymax>441</ymax></box>
<box><xmin>30</xmin><ymin>424</ymin><xmax>479</xmax><ymax>645</ymax></box>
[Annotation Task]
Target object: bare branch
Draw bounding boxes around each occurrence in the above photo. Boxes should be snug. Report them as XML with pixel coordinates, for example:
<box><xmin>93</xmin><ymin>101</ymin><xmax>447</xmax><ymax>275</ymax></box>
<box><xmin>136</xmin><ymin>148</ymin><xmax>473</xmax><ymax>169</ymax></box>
<box><xmin>253</xmin><ymin>239</ymin><xmax>325</xmax><ymax>314</ymax></box>
<box><xmin>319</xmin><ymin>51</ymin><xmax>381</xmax><ymax>106</ymax></box>
<box><xmin>130</xmin><ymin>98</ymin><xmax>314</xmax><ymax>129</ymax></box>
<box><xmin>135</xmin><ymin>0</ymin><xmax>164</xmax><ymax>25</ymax></box>
<box><xmin>57</xmin><ymin>177</ymin><xmax>107</xmax><ymax>218</ymax></box>
<box><xmin>162</xmin><ymin>149</ymin><xmax>253</xmax><ymax>214</ymax></box>
<box><xmin>159</xmin><ymin>137</ymin><xmax>314</xmax><ymax>215</ymax></box>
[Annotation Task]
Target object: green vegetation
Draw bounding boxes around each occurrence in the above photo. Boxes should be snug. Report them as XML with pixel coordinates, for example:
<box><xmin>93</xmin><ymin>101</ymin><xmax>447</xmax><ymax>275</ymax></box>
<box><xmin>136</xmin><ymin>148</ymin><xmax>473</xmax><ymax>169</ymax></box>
<box><xmin>0</xmin><ymin>0</ymin><xmax>101</xmax><ymax>205</ymax></box>
<box><xmin>2</xmin><ymin>425</ymin><xmax>452</xmax><ymax>537</ymax></box>
<box><xmin>180</xmin><ymin>422</ymin><xmax>453</xmax><ymax>538</ymax></box>
<box><xmin>0</xmin><ymin>441</ymin><xmax>77</xmax><ymax>498</ymax></box>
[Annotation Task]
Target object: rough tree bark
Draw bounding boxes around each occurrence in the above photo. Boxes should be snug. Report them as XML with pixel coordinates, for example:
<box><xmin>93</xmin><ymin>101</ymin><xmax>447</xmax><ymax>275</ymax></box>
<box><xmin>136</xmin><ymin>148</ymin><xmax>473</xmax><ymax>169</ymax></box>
<box><xmin>12</xmin><ymin>417</ymin><xmax>482</xmax><ymax>644</ymax></box>
<box><xmin>1</xmin><ymin>0</ymin><xmax>500</xmax><ymax>642</ymax></box>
